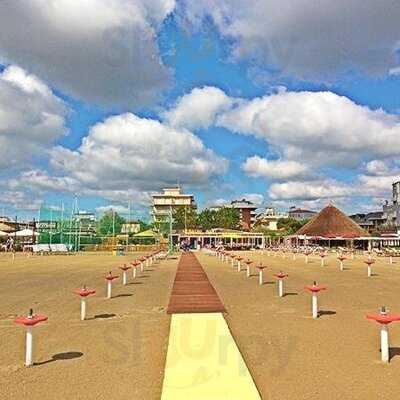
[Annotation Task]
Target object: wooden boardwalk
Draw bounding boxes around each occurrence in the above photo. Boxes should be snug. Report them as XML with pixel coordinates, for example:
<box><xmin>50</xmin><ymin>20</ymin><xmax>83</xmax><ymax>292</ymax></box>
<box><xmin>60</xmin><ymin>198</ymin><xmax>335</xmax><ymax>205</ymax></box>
<box><xmin>167</xmin><ymin>252</ymin><xmax>226</xmax><ymax>314</ymax></box>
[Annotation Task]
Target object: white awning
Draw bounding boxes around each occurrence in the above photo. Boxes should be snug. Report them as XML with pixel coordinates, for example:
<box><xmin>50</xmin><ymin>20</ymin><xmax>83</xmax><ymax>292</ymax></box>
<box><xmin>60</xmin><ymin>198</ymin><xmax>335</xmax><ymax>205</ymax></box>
<box><xmin>13</xmin><ymin>229</ymin><xmax>39</xmax><ymax>237</ymax></box>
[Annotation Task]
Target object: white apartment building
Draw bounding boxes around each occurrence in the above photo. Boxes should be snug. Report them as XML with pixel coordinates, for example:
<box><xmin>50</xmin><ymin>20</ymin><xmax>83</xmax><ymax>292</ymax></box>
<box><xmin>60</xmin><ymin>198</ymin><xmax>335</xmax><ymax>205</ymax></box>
<box><xmin>151</xmin><ymin>187</ymin><xmax>197</xmax><ymax>223</ymax></box>
<box><xmin>255</xmin><ymin>207</ymin><xmax>289</xmax><ymax>231</ymax></box>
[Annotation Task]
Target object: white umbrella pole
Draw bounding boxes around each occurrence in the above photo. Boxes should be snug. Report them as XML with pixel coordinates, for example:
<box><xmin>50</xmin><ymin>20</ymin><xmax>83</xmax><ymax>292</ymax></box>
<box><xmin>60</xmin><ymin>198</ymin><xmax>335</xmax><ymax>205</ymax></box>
<box><xmin>312</xmin><ymin>293</ymin><xmax>318</xmax><ymax>319</ymax></box>
<box><xmin>81</xmin><ymin>298</ymin><xmax>87</xmax><ymax>321</ymax></box>
<box><xmin>278</xmin><ymin>280</ymin><xmax>284</xmax><ymax>297</ymax></box>
<box><xmin>381</xmin><ymin>325</ymin><xmax>389</xmax><ymax>363</ymax></box>
<box><xmin>107</xmin><ymin>281</ymin><xmax>112</xmax><ymax>299</ymax></box>
<box><xmin>25</xmin><ymin>327</ymin><xmax>33</xmax><ymax>367</ymax></box>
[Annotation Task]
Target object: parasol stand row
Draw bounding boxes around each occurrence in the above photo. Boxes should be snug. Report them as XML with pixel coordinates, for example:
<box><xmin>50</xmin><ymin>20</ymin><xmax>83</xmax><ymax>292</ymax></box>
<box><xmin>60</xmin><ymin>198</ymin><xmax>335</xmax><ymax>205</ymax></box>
<box><xmin>320</xmin><ymin>252</ymin><xmax>327</xmax><ymax>267</ymax></box>
<box><xmin>338</xmin><ymin>255</ymin><xmax>346</xmax><ymax>271</ymax></box>
<box><xmin>74</xmin><ymin>285</ymin><xmax>96</xmax><ymax>320</ymax></box>
<box><xmin>119</xmin><ymin>264</ymin><xmax>131</xmax><ymax>285</ymax></box>
<box><xmin>274</xmin><ymin>272</ymin><xmax>288</xmax><ymax>297</ymax></box>
<box><xmin>131</xmin><ymin>261</ymin><xmax>140</xmax><ymax>278</ymax></box>
<box><xmin>364</xmin><ymin>259</ymin><xmax>375</xmax><ymax>277</ymax></box>
<box><xmin>139</xmin><ymin>256</ymin><xmax>146</xmax><ymax>272</ymax></box>
<box><xmin>366</xmin><ymin>307</ymin><xmax>400</xmax><ymax>363</ymax></box>
<box><xmin>304</xmin><ymin>281</ymin><xmax>327</xmax><ymax>319</ymax></box>
<box><xmin>236</xmin><ymin>256</ymin><xmax>243</xmax><ymax>272</ymax></box>
<box><xmin>245</xmin><ymin>259</ymin><xmax>253</xmax><ymax>278</ymax></box>
<box><xmin>14</xmin><ymin>309</ymin><xmax>48</xmax><ymax>367</ymax></box>
<box><xmin>256</xmin><ymin>264</ymin><xmax>267</xmax><ymax>285</ymax></box>
<box><xmin>105</xmin><ymin>271</ymin><xmax>119</xmax><ymax>299</ymax></box>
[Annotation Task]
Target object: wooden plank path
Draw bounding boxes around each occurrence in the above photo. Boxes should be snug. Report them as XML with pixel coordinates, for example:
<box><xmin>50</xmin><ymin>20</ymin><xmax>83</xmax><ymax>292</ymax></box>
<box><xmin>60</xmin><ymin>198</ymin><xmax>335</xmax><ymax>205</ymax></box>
<box><xmin>167</xmin><ymin>252</ymin><xmax>226</xmax><ymax>314</ymax></box>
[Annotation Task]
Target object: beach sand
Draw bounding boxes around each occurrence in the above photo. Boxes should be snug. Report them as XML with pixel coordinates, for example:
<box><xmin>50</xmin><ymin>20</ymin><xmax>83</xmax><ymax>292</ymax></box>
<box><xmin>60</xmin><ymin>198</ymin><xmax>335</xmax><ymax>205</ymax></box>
<box><xmin>2</xmin><ymin>250</ymin><xmax>400</xmax><ymax>399</ymax></box>
<box><xmin>0</xmin><ymin>252</ymin><xmax>177</xmax><ymax>400</ymax></box>
<box><xmin>197</xmin><ymin>250</ymin><xmax>400</xmax><ymax>400</ymax></box>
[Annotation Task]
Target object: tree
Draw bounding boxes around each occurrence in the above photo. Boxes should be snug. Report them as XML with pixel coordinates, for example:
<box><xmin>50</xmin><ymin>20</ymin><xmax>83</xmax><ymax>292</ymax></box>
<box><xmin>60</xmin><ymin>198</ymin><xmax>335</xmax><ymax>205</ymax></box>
<box><xmin>139</xmin><ymin>220</ymin><xmax>151</xmax><ymax>232</ymax></box>
<box><xmin>173</xmin><ymin>206</ymin><xmax>198</xmax><ymax>230</ymax></box>
<box><xmin>215</xmin><ymin>207</ymin><xmax>240</xmax><ymax>230</ymax></box>
<box><xmin>197</xmin><ymin>209</ymin><xmax>217</xmax><ymax>230</ymax></box>
<box><xmin>98</xmin><ymin>211</ymin><xmax>126</xmax><ymax>236</ymax></box>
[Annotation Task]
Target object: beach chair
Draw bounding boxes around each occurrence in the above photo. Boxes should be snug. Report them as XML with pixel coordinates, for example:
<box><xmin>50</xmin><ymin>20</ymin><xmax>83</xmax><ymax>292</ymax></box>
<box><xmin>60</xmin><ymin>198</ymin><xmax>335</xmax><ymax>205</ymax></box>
<box><xmin>32</xmin><ymin>244</ymin><xmax>50</xmax><ymax>255</ymax></box>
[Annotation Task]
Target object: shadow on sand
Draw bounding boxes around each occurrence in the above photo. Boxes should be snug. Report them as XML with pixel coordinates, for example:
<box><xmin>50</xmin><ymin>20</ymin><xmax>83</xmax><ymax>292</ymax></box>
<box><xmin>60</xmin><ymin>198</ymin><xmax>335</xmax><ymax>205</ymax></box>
<box><xmin>112</xmin><ymin>293</ymin><xmax>133</xmax><ymax>298</ymax></box>
<box><xmin>93</xmin><ymin>313</ymin><xmax>116</xmax><ymax>319</ymax></box>
<box><xmin>318</xmin><ymin>310</ymin><xmax>336</xmax><ymax>317</ymax></box>
<box><xmin>283</xmin><ymin>292</ymin><xmax>298</xmax><ymax>297</ymax></box>
<box><xmin>35</xmin><ymin>351</ymin><xmax>83</xmax><ymax>366</ymax></box>
<box><xmin>389</xmin><ymin>347</ymin><xmax>400</xmax><ymax>361</ymax></box>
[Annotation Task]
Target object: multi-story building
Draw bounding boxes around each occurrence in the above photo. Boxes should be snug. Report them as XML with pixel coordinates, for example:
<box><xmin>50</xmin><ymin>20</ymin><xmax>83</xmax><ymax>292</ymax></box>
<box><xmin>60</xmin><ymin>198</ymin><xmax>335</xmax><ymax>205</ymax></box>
<box><xmin>229</xmin><ymin>199</ymin><xmax>258</xmax><ymax>231</ymax></box>
<box><xmin>209</xmin><ymin>198</ymin><xmax>259</xmax><ymax>230</ymax></box>
<box><xmin>121</xmin><ymin>221</ymin><xmax>141</xmax><ymax>234</ymax></box>
<box><xmin>383</xmin><ymin>181</ymin><xmax>400</xmax><ymax>228</ymax></box>
<box><xmin>73</xmin><ymin>211</ymin><xmax>97</xmax><ymax>235</ymax></box>
<box><xmin>350</xmin><ymin>212</ymin><xmax>385</xmax><ymax>233</ymax></box>
<box><xmin>288</xmin><ymin>206</ymin><xmax>317</xmax><ymax>221</ymax></box>
<box><xmin>151</xmin><ymin>187</ymin><xmax>197</xmax><ymax>223</ymax></box>
<box><xmin>255</xmin><ymin>207</ymin><xmax>288</xmax><ymax>231</ymax></box>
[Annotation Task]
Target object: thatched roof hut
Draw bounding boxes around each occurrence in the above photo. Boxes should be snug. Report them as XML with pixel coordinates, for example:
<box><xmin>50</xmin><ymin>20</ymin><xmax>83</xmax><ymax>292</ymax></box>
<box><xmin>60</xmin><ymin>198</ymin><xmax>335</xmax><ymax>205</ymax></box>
<box><xmin>295</xmin><ymin>204</ymin><xmax>370</xmax><ymax>238</ymax></box>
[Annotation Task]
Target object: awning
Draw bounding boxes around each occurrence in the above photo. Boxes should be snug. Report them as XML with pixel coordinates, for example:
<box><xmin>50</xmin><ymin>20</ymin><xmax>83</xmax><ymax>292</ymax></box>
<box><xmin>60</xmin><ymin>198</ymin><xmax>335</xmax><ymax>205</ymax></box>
<box><xmin>133</xmin><ymin>229</ymin><xmax>157</xmax><ymax>238</ymax></box>
<box><xmin>13</xmin><ymin>229</ymin><xmax>39</xmax><ymax>237</ymax></box>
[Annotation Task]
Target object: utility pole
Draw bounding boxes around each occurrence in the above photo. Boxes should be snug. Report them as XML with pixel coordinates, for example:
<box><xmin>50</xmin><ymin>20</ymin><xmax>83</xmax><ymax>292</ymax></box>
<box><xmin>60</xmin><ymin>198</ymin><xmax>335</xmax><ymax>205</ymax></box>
<box><xmin>184</xmin><ymin>205</ymin><xmax>187</xmax><ymax>233</ymax></box>
<box><xmin>49</xmin><ymin>207</ymin><xmax>53</xmax><ymax>246</ymax></box>
<box><xmin>60</xmin><ymin>201</ymin><xmax>64</xmax><ymax>244</ymax></box>
<box><xmin>168</xmin><ymin>205</ymin><xmax>173</xmax><ymax>254</ymax></box>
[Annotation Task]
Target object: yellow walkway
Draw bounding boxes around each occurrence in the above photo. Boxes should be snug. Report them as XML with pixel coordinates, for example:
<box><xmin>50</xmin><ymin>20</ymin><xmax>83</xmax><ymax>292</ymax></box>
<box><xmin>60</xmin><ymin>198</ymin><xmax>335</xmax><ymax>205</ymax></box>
<box><xmin>161</xmin><ymin>313</ymin><xmax>261</xmax><ymax>400</ymax></box>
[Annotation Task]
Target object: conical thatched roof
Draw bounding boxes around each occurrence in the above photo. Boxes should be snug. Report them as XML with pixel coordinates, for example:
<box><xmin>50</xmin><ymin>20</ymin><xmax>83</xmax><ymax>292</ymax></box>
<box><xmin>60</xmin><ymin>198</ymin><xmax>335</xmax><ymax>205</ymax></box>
<box><xmin>295</xmin><ymin>204</ymin><xmax>370</xmax><ymax>238</ymax></box>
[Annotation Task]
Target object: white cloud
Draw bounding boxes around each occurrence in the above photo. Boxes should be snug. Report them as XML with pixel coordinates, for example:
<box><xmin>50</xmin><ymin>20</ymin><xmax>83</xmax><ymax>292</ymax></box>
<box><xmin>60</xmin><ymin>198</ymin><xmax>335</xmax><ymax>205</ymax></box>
<box><xmin>218</xmin><ymin>90</ymin><xmax>400</xmax><ymax>167</ymax></box>
<box><xmin>242</xmin><ymin>156</ymin><xmax>310</xmax><ymax>180</ymax></box>
<box><xmin>0</xmin><ymin>0</ymin><xmax>175</xmax><ymax>108</ymax></box>
<box><xmin>96</xmin><ymin>205</ymin><xmax>130</xmax><ymax>215</ymax></box>
<box><xmin>389</xmin><ymin>67</ymin><xmax>400</xmax><ymax>76</ymax></box>
<box><xmin>357</xmin><ymin>174</ymin><xmax>400</xmax><ymax>196</ymax></box>
<box><xmin>269</xmin><ymin>179</ymin><xmax>357</xmax><ymax>201</ymax></box>
<box><xmin>0</xmin><ymin>190</ymin><xmax>42</xmax><ymax>211</ymax></box>
<box><xmin>8</xmin><ymin>170</ymin><xmax>80</xmax><ymax>194</ymax></box>
<box><xmin>0</xmin><ymin>65</ymin><xmax>67</xmax><ymax>170</ymax></box>
<box><xmin>365</xmin><ymin>160</ymin><xmax>393</xmax><ymax>176</ymax></box>
<box><xmin>182</xmin><ymin>0</ymin><xmax>400</xmax><ymax>81</ymax></box>
<box><xmin>8</xmin><ymin>169</ymin><xmax>153</xmax><ymax>206</ymax></box>
<box><xmin>48</xmin><ymin>113</ymin><xmax>227</xmax><ymax>192</ymax></box>
<box><xmin>163</xmin><ymin>86</ymin><xmax>234</xmax><ymax>129</ymax></box>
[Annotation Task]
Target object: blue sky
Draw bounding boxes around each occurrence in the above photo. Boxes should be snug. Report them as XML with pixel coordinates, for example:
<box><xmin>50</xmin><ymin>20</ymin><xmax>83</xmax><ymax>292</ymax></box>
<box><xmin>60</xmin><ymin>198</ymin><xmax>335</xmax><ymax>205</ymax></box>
<box><xmin>1</xmin><ymin>1</ymin><xmax>400</xmax><ymax>221</ymax></box>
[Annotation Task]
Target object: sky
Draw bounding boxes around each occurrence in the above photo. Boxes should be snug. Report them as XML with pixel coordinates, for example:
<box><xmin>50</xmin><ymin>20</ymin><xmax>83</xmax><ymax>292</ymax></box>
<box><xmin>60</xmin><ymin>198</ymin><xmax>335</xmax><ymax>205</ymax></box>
<box><xmin>1</xmin><ymin>0</ymin><xmax>400</xmax><ymax>221</ymax></box>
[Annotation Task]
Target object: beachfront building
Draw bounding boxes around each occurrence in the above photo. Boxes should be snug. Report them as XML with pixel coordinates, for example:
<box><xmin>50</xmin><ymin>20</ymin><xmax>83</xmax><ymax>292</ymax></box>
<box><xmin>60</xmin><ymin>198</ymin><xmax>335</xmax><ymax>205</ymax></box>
<box><xmin>255</xmin><ymin>207</ymin><xmax>288</xmax><ymax>231</ymax></box>
<box><xmin>383</xmin><ymin>181</ymin><xmax>400</xmax><ymax>228</ymax></box>
<box><xmin>210</xmin><ymin>199</ymin><xmax>258</xmax><ymax>231</ymax></box>
<box><xmin>73</xmin><ymin>211</ymin><xmax>97</xmax><ymax>236</ymax></box>
<box><xmin>0</xmin><ymin>217</ymin><xmax>17</xmax><ymax>233</ymax></box>
<box><xmin>230</xmin><ymin>199</ymin><xmax>258</xmax><ymax>230</ymax></box>
<box><xmin>172</xmin><ymin>228</ymin><xmax>264</xmax><ymax>249</ymax></box>
<box><xmin>288</xmin><ymin>206</ymin><xmax>317</xmax><ymax>221</ymax></box>
<box><xmin>151</xmin><ymin>187</ymin><xmax>197</xmax><ymax>223</ymax></box>
<box><xmin>121</xmin><ymin>221</ymin><xmax>141</xmax><ymax>234</ymax></box>
<box><xmin>349</xmin><ymin>212</ymin><xmax>386</xmax><ymax>233</ymax></box>
<box><xmin>290</xmin><ymin>203</ymin><xmax>370</xmax><ymax>249</ymax></box>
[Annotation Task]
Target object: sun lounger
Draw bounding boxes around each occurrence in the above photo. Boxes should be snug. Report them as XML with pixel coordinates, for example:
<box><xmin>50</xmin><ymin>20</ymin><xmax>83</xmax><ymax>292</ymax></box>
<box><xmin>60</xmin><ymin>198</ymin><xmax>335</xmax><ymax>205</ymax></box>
<box><xmin>32</xmin><ymin>244</ymin><xmax>51</xmax><ymax>254</ymax></box>
<box><xmin>49</xmin><ymin>244</ymin><xmax>70</xmax><ymax>253</ymax></box>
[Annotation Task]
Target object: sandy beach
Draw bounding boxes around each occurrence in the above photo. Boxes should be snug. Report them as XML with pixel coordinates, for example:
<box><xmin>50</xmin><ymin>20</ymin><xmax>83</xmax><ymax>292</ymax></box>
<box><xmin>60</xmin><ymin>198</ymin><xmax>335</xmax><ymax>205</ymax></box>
<box><xmin>2</xmin><ymin>250</ymin><xmax>400</xmax><ymax>399</ymax></box>
<box><xmin>198</xmin><ymin>250</ymin><xmax>400</xmax><ymax>400</ymax></box>
<box><xmin>0</xmin><ymin>252</ymin><xmax>177</xmax><ymax>400</ymax></box>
